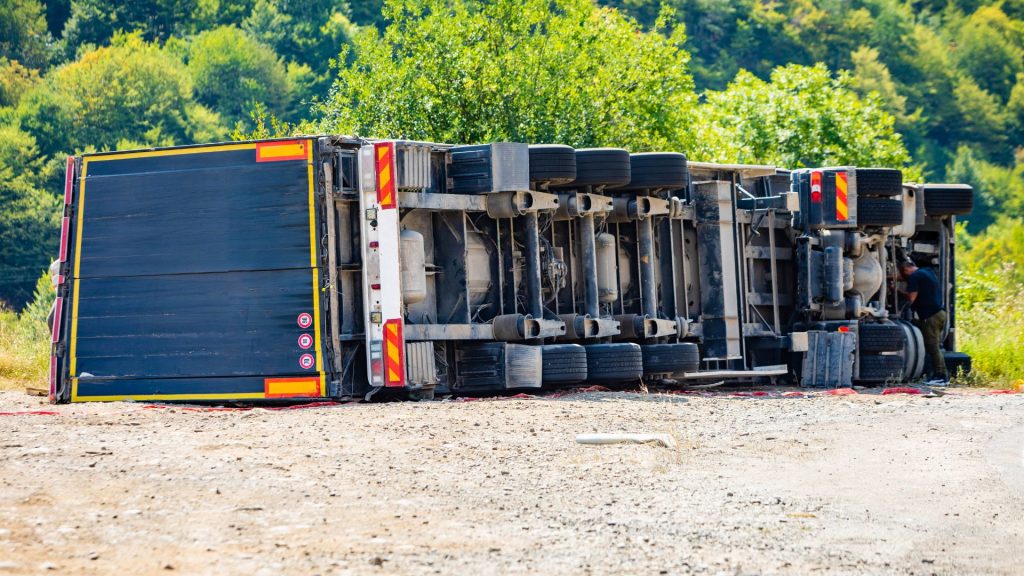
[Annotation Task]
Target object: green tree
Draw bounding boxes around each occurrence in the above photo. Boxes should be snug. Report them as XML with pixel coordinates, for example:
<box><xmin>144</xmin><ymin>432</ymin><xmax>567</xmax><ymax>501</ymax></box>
<box><xmin>0</xmin><ymin>0</ymin><xmax>52</xmax><ymax>68</ymax></box>
<box><xmin>697</xmin><ymin>63</ymin><xmax>910</xmax><ymax>169</ymax></box>
<box><xmin>59</xmin><ymin>0</ymin><xmax>245</xmax><ymax>56</ymax></box>
<box><xmin>349</xmin><ymin>0</ymin><xmax>385</xmax><ymax>27</ymax></box>
<box><xmin>0</xmin><ymin>57</ymin><xmax>41</xmax><ymax>107</ymax></box>
<box><xmin>188</xmin><ymin>25</ymin><xmax>291</xmax><ymax>126</ymax></box>
<box><xmin>242</xmin><ymin>0</ymin><xmax>351</xmax><ymax>74</ymax></box>
<box><xmin>850</xmin><ymin>45</ymin><xmax>908</xmax><ymax>121</ymax></box>
<box><xmin>954</xmin><ymin>5</ymin><xmax>1024</xmax><ymax>102</ymax></box>
<box><xmin>317</xmin><ymin>0</ymin><xmax>697</xmax><ymax>152</ymax></box>
<box><xmin>16</xmin><ymin>32</ymin><xmax>226</xmax><ymax>159</ymax></box>
<box><xmin>0</xmin><ymin>125</ymin><xmax>59</xmax><ymax>309</ymax></box>
<box><xmin>953</xmin><ymin>75</ymin><xmax>1009</xmax><ymax>160</ymax></box>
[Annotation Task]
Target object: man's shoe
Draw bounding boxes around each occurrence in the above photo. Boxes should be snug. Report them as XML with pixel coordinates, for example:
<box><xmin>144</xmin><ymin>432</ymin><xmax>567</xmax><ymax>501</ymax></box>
<box><xmin>924</xmin><ymin>377</ymin><xmax>949</xmax><ymax>387</ymax></box>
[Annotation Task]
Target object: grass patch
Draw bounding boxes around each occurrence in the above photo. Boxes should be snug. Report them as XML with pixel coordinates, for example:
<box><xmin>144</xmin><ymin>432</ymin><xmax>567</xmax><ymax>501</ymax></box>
<box><xmin>0</xmin><ymin>274</ymin><xmax>53</xmax><ymax>392</ymax></box>
<box><xmin>956</xmin><ymin>264</ymin><xmax>1024</xmax><ymax>388</ymax></box>
<box><xmin>0</xmin><ymin>307</ymin><xmax>50</xmax><ymax>391</ymax></box>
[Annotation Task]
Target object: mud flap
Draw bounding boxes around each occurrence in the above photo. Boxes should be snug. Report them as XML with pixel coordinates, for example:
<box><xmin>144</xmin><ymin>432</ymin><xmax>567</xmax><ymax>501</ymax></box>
<box><xmin>801</xmin><ymin>330</ymin><xmax>855</xmax><ymax>388</ymax></box>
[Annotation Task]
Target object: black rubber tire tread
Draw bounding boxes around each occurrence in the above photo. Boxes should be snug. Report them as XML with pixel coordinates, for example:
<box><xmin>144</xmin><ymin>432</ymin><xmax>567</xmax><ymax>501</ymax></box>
<box><xmin>569</xmin><ymin>148</ymin><xmax>631</xmax><ymax>188</ymax></box>
<box><xmin>541</xmin><ymin>344</ymin><xmax>588</xmax><ymax>385</ymax></box>
<box><xmin>641</xmin><ymin>343</ymin><xmax>700</xmax><ymax>376</ymax></box>
<box><xmin>856</xmin><ymin>197</ymin><xmax>903</xmax><ymax>227</ymax></box>
<box><xmin>923</xmin><ymin>186</ymin><xmax>974</xmax><ymax>216</ymax></box>
<box><xmin>943</xmin><ymin>351</ymin><xmax>972</xmax><ymax>377</ymax></box>
<box><xmin>858</xmin><ymin>354</ymin><xmax>905</xmax><ymax>382</ymax></box>
<box><xmin>858</xmin><ymin>323</ymin><xmax>905</xmax><ymax>353</ymax></box>
<box><xmin>619</xmin><ymin>152</ymin><xmax>688</xmax><ymax>190</ymax></box>
<box><xmin>528</xmin><ymin>144</ymin><xmax>576</xmax><ymax>184</ymax></box>
<box><xmin>855</xmin><ymin>168</ymin><xmax>902</xmax><ymax>197</ymax></box>
<box><xmin>585</xmin><ymin>343</ymin><xmax>643</xmax><ymax>383</ymax></box>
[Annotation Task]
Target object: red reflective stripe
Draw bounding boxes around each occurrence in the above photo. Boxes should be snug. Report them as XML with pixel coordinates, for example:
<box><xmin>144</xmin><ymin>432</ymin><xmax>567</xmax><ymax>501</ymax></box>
<box><xmin>58</xmin><ymin>217</ymin><xmax>70</xmax><ymax>263</ymax></box>
<box><xmin>835</xmin><ymin>171</ymin><xmax>849</xmax><ymax>221</ymax></box>
<box><xmin>383</xmin><ymin>318</ymin><xmax>404</xmax><ymax>387</ymax></box>
<box><xmin>375</xmin><ymin>142</ymin><xmax>396</xmax><ymax>209</ymax></box>
<box><xmin>51</xmin><ymin>297</ymin><xmax>63</xmax><ymax>343</ymax></box>
<box><xmin>49</xmin><ymin>356</ymin><xmax>57</xmax><ymax>402</ymax></box>
<box><xmin>64</xmin><ymin>156</ymin><xmax>74</xmax><ymax>205</ymax></box>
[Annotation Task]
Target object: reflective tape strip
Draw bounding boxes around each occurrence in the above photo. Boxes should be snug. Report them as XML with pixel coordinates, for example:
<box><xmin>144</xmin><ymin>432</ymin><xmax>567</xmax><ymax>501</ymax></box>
<box><xmin>375</xmin><ymin>142</ymin><xmax>396</xmax><ymax>209</ymax></box>
<box><xmin>836</xmin><ymin>171</ymin><xmax>848</xmax><ymax>221</ymax></box>
<box><xmin>51</xmin><ymin>297</ymin><xmax>63</xmax><ymax>344</ymax></box>
<box><xmin>48</xmin><ymin>356</ymin><xmax>57</xmax><ymax>403</ymax></box>
<box><xmin>383</xmin><ymin>318</ymin><xmax>404</xmax><ymax>387</ymax></box>
<box><xmin>256</xmin><ymin>140</ymin><xmax>307</xmax><ymax>162</ymax></box>
<box><xmin>63</xmin><ymin>156</ymin><xmax>74</xmax><ymax>205</ymax></box>
<box><xmin>264</xmin><ymin>377</ymin><xmax>321</xmax><ymax>398</ymax></box>
<box><xmin>58</xmin><ymin>217</ymin><xmax>70</xmax><ymax>264</ymax></box>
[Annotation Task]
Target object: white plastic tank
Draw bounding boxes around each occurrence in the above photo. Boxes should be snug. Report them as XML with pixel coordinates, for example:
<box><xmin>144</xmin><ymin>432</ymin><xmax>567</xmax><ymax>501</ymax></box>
<box><xmin>400</xmin><ymin>229</ymin><xmax>428</xmax><ymax>305</ymax></box>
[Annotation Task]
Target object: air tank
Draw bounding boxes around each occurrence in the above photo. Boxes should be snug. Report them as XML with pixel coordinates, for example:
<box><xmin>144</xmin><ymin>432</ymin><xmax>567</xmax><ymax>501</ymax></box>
<box><xmin>595</xmin><ymin>232</ymin><xmax>618</xmax><ymax>303</ymax></box>
<box><xmin>400</xmin><ymin>229</ymin><xmax>428</xmax><ymax>305</ymax></box>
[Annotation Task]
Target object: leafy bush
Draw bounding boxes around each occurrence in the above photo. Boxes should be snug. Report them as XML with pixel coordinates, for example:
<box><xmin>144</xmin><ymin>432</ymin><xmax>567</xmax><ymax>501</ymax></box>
<box><xmin>0</xmin><ymin>273</ymin><xmax>51</xmax><ymax>391</ymax></box>
<box><xmin>316</xmin><ymin>0</ymin><xmax>698</xmax><ymax>152</ymax></box>
<box><xmin>956</xmin><ymin>219</ymin><xmax>1024</xmax><ymax>384</ymax></box>
<box><xmin>696</xmin><ymin>63</ymin><xmax>911</xmax><ymax>168</ymax></box>
<box><xmin>16</xmin><ymin>32</ymin><xmax>226</xmax><ymax>158</ymax></box>
<box><xmin>188</xmin><ymin>25</ymin><xmax>292</xmax><ymax>126</ymax></box>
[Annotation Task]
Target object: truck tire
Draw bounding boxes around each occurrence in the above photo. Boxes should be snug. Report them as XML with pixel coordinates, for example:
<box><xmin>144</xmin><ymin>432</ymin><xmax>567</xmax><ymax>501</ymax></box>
<box><xmin>619</xmin><ymin>152</ymin><xmax>688</xmax><ymax>190</ymax></box>
<box><xmin>541</xmin><ymin>344</ymin><xmax>588</xmax><ymax>385</ymax></box>
<box><xmin>943</xmin><ymin>351</ymin><xmax>972</xmax><ymax>377</ymax></box>
<box><xmin>528</xmin><ymin>144</ymin><xmax>576</xmax><ymax>185</ymax></box>
<box><xmin>857</xmin><ymin>354</ymin><xmax>905</xmax><ymax>383</ymax></box>
<box><xmin>570</xmin><ymin>148</ymin><xmax>631</xmax><ymax>188</ymax></box>
<box><xmin>641</xmin><ymin>343</ymin><xmax>700</xmax><ymax>377</ymax></box>
<box><xmin>856</xmin><ymin>197</ymin><xmax>902</xmax><ymax>227</ymax></box>
<box><xmin>858</xmin><ymin>323</ymin><xmax>905</xmax><ymax>353</ymax></box>
<box><xmin>855</xmin><ymin>168</ymin><xmax>902</xmax><ymax>197</ymax></box>
<box><xmin>923</xmin><ymin>186</ymin><xmax>973</xmax><ymax>216</ymax></box>
<box><xmin>585</xmin><ymin>343</ymin><xmax>643</xmax><ymax>383</ymax></box>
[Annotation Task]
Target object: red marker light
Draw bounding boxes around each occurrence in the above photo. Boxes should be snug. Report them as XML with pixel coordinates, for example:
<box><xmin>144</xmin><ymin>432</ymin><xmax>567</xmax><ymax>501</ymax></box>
<box><xmin>810</xmin><ymin>171</ymin><xmax>823</xmax><ymax>203</ymax></box>
<box><xmin>838</xmin><ymin>326</ymin><xmax>850</xmax><ymax>333</ymax></box>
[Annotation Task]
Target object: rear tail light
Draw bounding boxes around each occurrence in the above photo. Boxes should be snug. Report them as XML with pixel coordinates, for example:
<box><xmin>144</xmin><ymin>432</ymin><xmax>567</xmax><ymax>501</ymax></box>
<box><xmin>810</xmin><ymin>170</ymin><xmax>823</xmax><ymax>203</ymax></box>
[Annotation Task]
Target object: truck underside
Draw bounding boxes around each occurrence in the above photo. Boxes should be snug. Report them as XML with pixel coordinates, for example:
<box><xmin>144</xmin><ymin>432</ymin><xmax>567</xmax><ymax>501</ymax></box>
<box><xmin>49</xmin><ymin>137</ymin><xmax>973</xmax><ymax>402</ymax></box>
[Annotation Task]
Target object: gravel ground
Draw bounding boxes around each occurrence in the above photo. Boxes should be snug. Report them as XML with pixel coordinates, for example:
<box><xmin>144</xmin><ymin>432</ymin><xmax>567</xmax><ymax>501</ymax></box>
<box><xmin>1</xmin><ymin>388</ymin><xmax>1023</xmax><ymax>575</ymax></box>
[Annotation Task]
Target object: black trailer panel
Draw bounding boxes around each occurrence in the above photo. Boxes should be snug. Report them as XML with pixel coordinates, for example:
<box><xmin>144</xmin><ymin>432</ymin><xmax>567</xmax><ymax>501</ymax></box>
<box><xmin>63</xmin><ymin>141</ymin><xmax>327</xmax><ymax>402</ymax></box>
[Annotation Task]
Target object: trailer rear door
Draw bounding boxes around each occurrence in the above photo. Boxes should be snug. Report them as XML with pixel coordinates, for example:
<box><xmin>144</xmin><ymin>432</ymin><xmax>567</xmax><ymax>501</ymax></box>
<box><xmin>61</xmin><ymin>140</ymin><xmax>326</xmax><ymax>401</ymax></box>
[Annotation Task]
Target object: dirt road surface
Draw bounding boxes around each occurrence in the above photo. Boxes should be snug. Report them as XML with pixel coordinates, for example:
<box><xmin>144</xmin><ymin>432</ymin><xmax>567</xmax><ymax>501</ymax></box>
<box><xmin>1</xmin><ymin>388</ymin><xmax>1022</xmax><ymax>575</ymax></box>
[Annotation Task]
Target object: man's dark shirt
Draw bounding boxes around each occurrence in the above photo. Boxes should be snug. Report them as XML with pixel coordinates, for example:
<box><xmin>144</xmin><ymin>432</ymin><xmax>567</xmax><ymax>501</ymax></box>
<box><xmin>906</xmin><ymin>268</ymin><xmax>943</xmax><ymax>320</ymax></box>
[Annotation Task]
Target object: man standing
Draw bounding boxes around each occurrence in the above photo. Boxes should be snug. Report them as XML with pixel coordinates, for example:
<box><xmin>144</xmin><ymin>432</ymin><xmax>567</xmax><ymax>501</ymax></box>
<box><xmin>898</xmin><ymin>261</ymin><xmax>947</xmax><ymax>381</ymax></box>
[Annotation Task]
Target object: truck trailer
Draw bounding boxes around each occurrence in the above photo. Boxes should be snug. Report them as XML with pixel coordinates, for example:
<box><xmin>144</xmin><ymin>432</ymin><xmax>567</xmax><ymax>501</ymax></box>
<box><xmin>48</xmin><ymin>137</ymin><xmax>973</xmax><ymax>403</ymax></box>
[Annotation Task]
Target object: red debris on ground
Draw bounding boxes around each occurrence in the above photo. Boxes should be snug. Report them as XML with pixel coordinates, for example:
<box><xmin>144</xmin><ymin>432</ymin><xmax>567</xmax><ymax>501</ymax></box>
<box><xmin>881</xmin><ymin>387</ymin><xmax>922</xmax><ymax>395</ymax></box>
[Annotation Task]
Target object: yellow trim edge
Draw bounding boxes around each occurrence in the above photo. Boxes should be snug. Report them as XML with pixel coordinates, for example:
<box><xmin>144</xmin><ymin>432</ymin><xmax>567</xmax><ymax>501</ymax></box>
<box><xmin>84</xmin><ymin>143</ymin><xmax>257</xmax><ymax>162</ymax></box>
<box><xmin>307</xmin><ymin>140</ymin><xmax>326</xmax><ymax>394</ymax></box>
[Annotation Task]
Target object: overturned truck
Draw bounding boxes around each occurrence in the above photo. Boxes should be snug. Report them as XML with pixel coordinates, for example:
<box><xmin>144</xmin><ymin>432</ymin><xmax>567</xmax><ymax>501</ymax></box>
<box><xmin>49</xmin><ymin>137</ymin><xmax>973</xmax><ymax>402</ymax></box>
